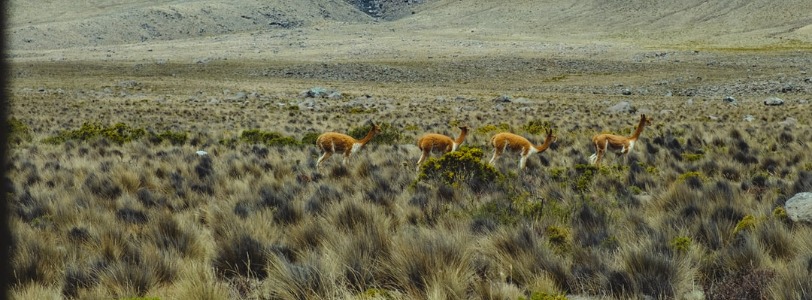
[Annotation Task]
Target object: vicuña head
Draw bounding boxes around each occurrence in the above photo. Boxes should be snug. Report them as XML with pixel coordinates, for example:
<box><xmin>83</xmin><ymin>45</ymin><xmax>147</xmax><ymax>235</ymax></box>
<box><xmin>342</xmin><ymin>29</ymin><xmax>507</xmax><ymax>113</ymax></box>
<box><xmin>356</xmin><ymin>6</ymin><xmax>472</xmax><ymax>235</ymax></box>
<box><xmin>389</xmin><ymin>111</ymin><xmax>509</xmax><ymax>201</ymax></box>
<box><xmin>589</xmin><ymin>114</ymin><xmax>651</xmax><ymax>168</ymax></box>
<box><xmin>416</xmin><ymin>125</ymin><xmax>469</xmax><ymax>171</ymax></box>
<box><xmin>316</xmin><ymin>122</ymin><xmax>381</xmax><ymax>168</ymax></box>
<box><xmin>489</xmin><ymin>128</ymin><xmax>557</xmax><ymax>171</ymax></box>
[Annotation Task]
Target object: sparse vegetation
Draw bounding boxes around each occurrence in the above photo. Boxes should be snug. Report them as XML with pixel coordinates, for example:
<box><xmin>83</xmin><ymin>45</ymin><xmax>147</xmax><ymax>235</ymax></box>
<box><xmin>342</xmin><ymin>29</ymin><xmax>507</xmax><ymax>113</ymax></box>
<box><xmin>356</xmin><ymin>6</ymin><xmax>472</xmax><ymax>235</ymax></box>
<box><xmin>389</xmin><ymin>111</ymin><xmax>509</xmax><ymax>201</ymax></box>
<box><xmin>6</xmin><ymin>5</ymin><xmax>812</xmax><ymax>299</ymax></box>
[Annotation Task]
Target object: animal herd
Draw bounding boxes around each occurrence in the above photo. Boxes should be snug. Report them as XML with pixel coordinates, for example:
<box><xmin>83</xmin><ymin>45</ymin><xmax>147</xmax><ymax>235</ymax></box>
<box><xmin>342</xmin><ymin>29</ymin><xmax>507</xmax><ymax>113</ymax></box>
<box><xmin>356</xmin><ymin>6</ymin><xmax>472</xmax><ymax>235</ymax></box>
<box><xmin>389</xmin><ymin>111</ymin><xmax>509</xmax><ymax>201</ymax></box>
<box><xmin>316</xmin><ymin>114</ymin><xmax>652</xmax><ymax>171</ymax></box>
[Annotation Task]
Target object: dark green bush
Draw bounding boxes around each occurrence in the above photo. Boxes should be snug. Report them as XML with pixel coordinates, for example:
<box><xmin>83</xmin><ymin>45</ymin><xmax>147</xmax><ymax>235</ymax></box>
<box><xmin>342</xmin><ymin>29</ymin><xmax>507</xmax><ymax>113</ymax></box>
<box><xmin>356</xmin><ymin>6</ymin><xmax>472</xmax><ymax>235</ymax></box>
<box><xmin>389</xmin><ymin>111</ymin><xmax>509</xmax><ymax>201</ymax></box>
<box><xmin>522</xmin><ymin>120</ymin><xmax>552</xmax><ymax>135</ymax></box>
<box><xmin>301</xmin><ymin>132</ymin><xmax>321</xmax><ymax>145</ymax></box>
<box><xmin>43</xmin><ymin>122</ymin><xmax>146</xmax><ymax>145</ymax></box>
<box><xmin>418</xmin><ymin>146</ymin><xmax>502</xmax><ymax>188</ymax></box>
<box><xmin>239</xmin><ymin>129</ymin><xmax>300</xmax><ymax>147</ymax></box>
<box><xmin>153</xmin><ymin>130</ymin><xmax>188</xmax><ymax>146</ymax></box>
<box><xmin>348</xmin><ymin>122</ymin><xmax>401</xmax><ymax>145</ymax></box>
<box><xmin>8</xmin><ymin>117</ymin><xmax>32</xmax><ymax>144</ymax></box>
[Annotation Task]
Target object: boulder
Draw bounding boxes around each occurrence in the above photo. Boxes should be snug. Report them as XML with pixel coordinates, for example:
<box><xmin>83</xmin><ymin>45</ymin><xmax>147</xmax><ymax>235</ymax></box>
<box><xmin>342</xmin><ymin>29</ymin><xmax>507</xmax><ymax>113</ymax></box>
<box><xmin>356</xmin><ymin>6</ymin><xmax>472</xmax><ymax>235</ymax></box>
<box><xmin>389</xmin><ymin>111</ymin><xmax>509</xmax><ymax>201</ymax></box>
<box><xmin>743</xmin><ymin>115</ymin><xmax>755</xmax><ymax>122</ymax></box>
<box><xmin>605</xmin><ymin>101</ymin><xmax>633</xmax><ymax>114</ymax></box>
<box><xmin>785</xmin><ymin>192</ymin><xmax>812</xmax><ymax>223</ymax></box>
<box><xmin>302</xmin><ymin>87</ymin><xmax>339</xmax><ymax>98</ymax></box>
<box><xmin>492</xmin><ymin>95</ymin><xmax>512</xmax><ymax>103</ymax></box>
<box><xmin>723</xmin><ymin>96</ymin><xmax>738</xmax><ymax>106</ymax></box>
<box><xmin>764</xmin><ymin>96</ymin><xmax>784</xmax><ymax>106</ymax></box>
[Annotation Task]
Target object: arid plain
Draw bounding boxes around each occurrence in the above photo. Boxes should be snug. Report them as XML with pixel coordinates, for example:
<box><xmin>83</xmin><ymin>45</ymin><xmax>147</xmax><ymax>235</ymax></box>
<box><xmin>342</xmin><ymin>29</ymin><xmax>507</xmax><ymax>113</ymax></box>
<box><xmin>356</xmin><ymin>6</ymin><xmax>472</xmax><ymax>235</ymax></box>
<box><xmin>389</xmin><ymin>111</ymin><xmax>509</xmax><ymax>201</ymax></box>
<box><xmin>6</xmin><ymin>0</ymin><xmax>812</xmax><ymax>299</ymax></box>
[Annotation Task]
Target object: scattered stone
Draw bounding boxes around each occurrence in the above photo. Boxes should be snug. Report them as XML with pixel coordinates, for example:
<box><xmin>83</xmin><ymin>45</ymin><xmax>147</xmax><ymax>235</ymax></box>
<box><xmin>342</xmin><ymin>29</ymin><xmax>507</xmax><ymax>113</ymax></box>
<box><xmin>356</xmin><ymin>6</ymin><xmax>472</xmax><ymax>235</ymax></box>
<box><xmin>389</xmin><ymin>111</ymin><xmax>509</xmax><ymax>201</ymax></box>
<box><xmin>492</xmin><ymin>94</ymin><xmax>512</xmax><ymax>103</ymax></box>
<box><xmin>605</xmin><ymin>101</ymin><xmax>633</xmax><ymax>114</ymax></box>
<box><xmin>302</xmin><ymin>87</ymin><xmax>339</xmax><ymax>99</ymax></box>
<box><xmin>799</xmin><ymin>99</ymin><xmax>809</xmax><ymax>104</ymax></box>
<box><xmin>196</xmin><ymin>150</ymin><xmax>208</xmax><ymax>156</ymax></box>
<box><xmin>659</xmin><ymin>110</ymin><xmax>675</xmax><ymax>115</ymax></box>
<box><xmin>708</xmin><ymin>115</ymin><xmax>720</xmax><ymax>121</ymax></box>
<box><xmin>227</xmin><ymin>91</ymin><xmax>248</xmax><ymax>101</ymax></box>
<box><xmin>207</xmin><ymin>98</ymin><xmax>220</xmax><ymax>105</ymax></box>
<box><xmin>778</xmin><ymin>117</ymin><xmax>797</xmax><ymax>127</ymax></box>
<box><xmin>621</xmin><ymin>88</ymin><xmax>632</xmax><ymax>95</ymax></box>
<box><xmin>785</xmin><ymin>192</ymin><xmax>812</xmax><ymax>223</ymax></box>
<box><xmin>665</xmin><ymin>91</ymin><xmax>673</xmax><ymax>97</ymax></box>
<box><xmin>743</xmin><ymin>115</ymin><xmax>755</xmax><ymax>122</ymax></box>
<box><xmin>763</xmin><ymin>96</ymin><xmax>784</xmax><ymax>106</ymax></box>
<box><xmin>723</xmin><ymin>96</ymin><xmax>738</xmax><ymax>106</ymax></box>
<box><xmin>686</xmin><ymin>99</ymin><xmax>693</xmax><ymax>105</ymax></box>
<box><xmin>513</xmin><ymin>97</ymin><xmax>531</xmax><ymax>104</ymax></box>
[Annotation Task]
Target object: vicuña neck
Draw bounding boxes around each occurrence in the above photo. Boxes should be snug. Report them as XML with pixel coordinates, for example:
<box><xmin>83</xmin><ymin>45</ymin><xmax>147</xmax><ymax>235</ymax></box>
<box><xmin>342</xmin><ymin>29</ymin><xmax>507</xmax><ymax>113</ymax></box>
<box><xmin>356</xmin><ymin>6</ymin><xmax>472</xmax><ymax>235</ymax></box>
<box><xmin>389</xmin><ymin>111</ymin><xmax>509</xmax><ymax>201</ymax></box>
<box><xmin>533</xmin><ymin>134</ymin><xmax>554</xmax><ymax>152</ymax></box>
<box><xmin>454</xmin><ymin>128</ymin><xmax>468</xmax><ymax>145</ymax></box>
<box><xmin>630</xmin><ymin>117</ymin><xmax>647</xmax><ymax>140</ymax></box>
<box><xmin>357</xmin><ymin>128</ymin><xmax>377</xmax><ymax>145</ymax></box>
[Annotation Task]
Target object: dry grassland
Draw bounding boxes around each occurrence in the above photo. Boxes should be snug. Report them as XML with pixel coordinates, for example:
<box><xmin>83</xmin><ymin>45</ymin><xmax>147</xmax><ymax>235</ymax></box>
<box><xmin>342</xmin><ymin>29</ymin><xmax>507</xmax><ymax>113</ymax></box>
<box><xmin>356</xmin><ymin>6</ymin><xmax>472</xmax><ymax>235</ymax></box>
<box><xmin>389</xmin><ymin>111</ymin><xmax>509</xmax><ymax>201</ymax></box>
<box><xmin>7</xmin><ymin>48</ymin><xmax>812</xmax><ymax>300</ymax></box>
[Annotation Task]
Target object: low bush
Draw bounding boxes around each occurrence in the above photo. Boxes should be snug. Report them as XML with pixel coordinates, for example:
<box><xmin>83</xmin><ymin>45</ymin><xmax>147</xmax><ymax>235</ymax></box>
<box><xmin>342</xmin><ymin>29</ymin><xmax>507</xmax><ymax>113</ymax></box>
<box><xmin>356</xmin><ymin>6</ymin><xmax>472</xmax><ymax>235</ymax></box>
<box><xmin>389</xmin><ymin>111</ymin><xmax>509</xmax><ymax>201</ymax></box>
<box><xmin>43</xmin><ymin>122</ymin><xmax>146</xmax><ymax>145</ymax></box>
<box><xmin>417</xmin><ymin>146</ymin><xmax>502</xmax><ymax>189</ymax></box>
<box><xmin>240</xmin><ymin>129</ymin><xmax>300</xmax><ymax>147</ymax></box>
<box><xmin>348</xmin><ymin>122</ymin><xmax>401</xmax><ymax>145</ymax></box>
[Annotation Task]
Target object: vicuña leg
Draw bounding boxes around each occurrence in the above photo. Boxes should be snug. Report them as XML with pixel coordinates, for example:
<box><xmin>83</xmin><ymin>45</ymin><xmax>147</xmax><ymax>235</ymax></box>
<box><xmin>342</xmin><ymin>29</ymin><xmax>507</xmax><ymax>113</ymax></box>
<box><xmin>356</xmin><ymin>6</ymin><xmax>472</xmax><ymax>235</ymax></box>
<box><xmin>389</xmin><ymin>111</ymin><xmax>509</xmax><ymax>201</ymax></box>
<box><xmin>317</xmin><ymin>152</ymin><xmax>332</xmax><ymax>168</ymax></box>
<box><xmin>416</xmin><ymin>151</ymin><xmax>429</xmax><ymax>171</ymax></box>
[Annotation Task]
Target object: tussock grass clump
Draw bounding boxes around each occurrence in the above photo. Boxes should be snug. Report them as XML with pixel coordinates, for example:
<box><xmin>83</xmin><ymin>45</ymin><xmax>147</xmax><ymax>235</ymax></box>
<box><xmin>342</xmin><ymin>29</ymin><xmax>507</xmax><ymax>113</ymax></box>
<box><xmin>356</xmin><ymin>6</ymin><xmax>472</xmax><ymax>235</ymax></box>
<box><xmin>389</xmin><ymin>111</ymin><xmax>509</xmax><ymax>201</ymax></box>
<box><xmin>212</xmin><ymin>234</ymin><xmax>269</xmax><ymax>280</ymax></box>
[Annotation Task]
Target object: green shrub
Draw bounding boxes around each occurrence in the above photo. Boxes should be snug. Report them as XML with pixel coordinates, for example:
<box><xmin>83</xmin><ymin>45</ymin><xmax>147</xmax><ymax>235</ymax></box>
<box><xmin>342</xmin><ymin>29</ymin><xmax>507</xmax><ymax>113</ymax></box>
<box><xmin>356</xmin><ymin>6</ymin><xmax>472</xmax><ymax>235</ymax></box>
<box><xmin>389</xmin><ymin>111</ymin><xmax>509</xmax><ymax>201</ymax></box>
<box><xmin>681</xmin><ymin>153</ymin><xmax>704</xmax><ymax>162</ymax></box>
<box><xmin>301</xmin><ymin>132</ymin><xmax>321</xmax><ymax>145</ymax></box>
<box><xmin>239</xmin><ymin>129</ymin><xmax>300</xmax><ymax>147</ymax></box>
<box><xmin>152</xmin><ymin>131</ymin><xmax>188</xmax><ymax>146</ymax></box>
<box><xmin>476</xmin><ymin>123</ymin><xmax>511</xmax><ymax>134</ymax></box>
<box><xmin>522</xmin><ymin>120</ymin><xmax>551</xmax><ymax>135</ymax></box>
<box><xmin>418</xmin><ymin>146</ymin><xmax>502</xmax><ymax>188</ymax></box>
<box><xmin>522</xmin><ymin>292</ymin><xmax>568</xmax><ymax>300</ymax></box>
<box><xmin>348</xmin><ymin>122</ymin><xmax>401</xmax><ymax>145</ymax></box>
<box><xmin>545</xmin><ymin>226</ymin><xmax>570</xmax><ymax>245</ymax></box>
<box><xmin>677</xmin><ymin>171</ymin><xmax>706</xmax><ymax>182</ymax></box>
<box><xmin>733</xmin><ymin>215</ymin><xmax>757</xmax><ymax>235</ymax></box>
<box><xmin>574</xmin><ymin>164</ymin><xmax>598</xmax><ymax>193</ymax></box>
<box><xmin>43</xmin><ymin>122</ymin><xmax>146</xmax><ymax>145</ymax></box>
<box><xmin>670</xmin><ymin>236</ymin><xmax>692</xmax><ymax>253</ymax></box>
<box><xmin>772</xmin><ymin>207</ymin><xmax>788</xmax><ymax>221</ymax></box>
<box><xmin>8</xmin><ymin>117</ymin><xmax>32</xmax><ymax>144</ymax></box>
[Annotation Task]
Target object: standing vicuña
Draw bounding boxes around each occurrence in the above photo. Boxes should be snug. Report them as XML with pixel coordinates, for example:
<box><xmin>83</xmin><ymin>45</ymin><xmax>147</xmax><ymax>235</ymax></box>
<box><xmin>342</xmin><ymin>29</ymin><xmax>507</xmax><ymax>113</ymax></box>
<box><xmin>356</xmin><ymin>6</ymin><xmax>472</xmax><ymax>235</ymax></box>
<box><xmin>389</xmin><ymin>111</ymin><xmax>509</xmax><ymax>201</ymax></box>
<box><xmin>489</xmin><ymin>128</ymin><xmax>557</xmax><ymax>170</ymax></box>
<box><xmin>415</xmin><ymin>126</ymin><xmax>469</xmax><ymax>171</ymax></box>
<box><xmin>316</xmin><ymin>123</ymin><xmax>380</xmax><ymax>168</ymax></box>
<box><xmin>589</xmin><ymin>114</ymin><xmax>651</xmax><ymax>168</ymax></box>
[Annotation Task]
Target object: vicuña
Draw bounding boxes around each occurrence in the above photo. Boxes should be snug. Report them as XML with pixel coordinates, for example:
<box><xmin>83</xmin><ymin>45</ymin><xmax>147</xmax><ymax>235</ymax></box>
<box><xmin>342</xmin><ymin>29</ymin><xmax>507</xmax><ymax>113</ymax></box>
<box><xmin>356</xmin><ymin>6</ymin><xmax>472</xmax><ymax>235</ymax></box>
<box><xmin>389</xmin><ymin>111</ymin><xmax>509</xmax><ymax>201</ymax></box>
<box><xmin>489</xmin><ymin>128</ymin><xmax>557</xmax><ymax>170</ymax></box>
<box><xmin>316</xmin><ymin>123</ymin><xmax>380</xmax><ymax>168</ymax></box>
<box><xmin>589</xmin><ymin>114</ymin><xmax>651</xmax><ymax>168</ymax></box>
<box><xmin>415</xmin><ymin>126</ymin><xmax>469</xmax><ymax>171</ymax></box>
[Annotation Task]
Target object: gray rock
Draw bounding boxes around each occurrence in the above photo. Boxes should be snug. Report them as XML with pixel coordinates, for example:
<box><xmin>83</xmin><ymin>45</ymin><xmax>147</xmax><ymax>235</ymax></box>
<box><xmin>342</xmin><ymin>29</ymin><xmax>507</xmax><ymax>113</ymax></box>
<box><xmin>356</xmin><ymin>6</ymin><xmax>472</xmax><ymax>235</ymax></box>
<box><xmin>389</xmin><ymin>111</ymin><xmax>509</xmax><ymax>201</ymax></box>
<box><xmin>513</xmin><ymin>97</ymin><xmax>531</xmax><ymax>104</ymax></box>
<box><xmin>605</xmin><ymin>101</ymin><xmax>633</xmax><ymax>114</ymax></box>
<box><xmin>785</xmin><ymin>192</ymin><xmax>812</xmax><ymax>223</ymax></box>
<box><xmin>621</xmin><ymin>88</ymin><xmax>632</xmax><ymax>95</ymax></box>
<box><xmin>659</xmin><ymin>110</ymin><xmax>675</xmax><ymax>115</ymax></box>
<box><xmin>743</xmin><ymin>115</ymin><xmax>755</xmax><ymax>122</ymax></box>
<box><xmin>778</xmin><ymin>117</ymin><xmax>797</xmax><ymax>127</ymax></box>
<box><xmin>799</xmin><ymin>99</ymin><xmax>809</xmax><ymax>104</ymax></box>
<box><xmin>723</xmin><ymin>96</ymin><xmax>738</xmax><ymax>106</ymax></box>
<box><xmin>764</xmin><ymin>96</ymin><xmax>785</xmax><ymax>106</ymax></box>
<box><xmin>492</xmin><ymin>95</ymin><xmax>512</xmax><ymax>103</ymax></box>
<box><xmin>302</xmin><ymin>87</ymin><xmax>338</xmax><ymax>98</ymax></box>
<box><xmin>686</xmin><ymin>99</ymin><xmax>694</xmax><ymax>105</ymax></box>
<box><xmin>708</xmin><ymin>115</ymin><xmax>720</xmax><ymax>121</ymax></box>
